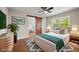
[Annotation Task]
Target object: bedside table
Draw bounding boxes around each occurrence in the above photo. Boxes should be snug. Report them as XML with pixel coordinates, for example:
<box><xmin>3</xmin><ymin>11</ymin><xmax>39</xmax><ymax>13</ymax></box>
<box><xmin>70</xmin><ymin>35</ymin><xmax>79</xmax><ymax>44</ymax></box>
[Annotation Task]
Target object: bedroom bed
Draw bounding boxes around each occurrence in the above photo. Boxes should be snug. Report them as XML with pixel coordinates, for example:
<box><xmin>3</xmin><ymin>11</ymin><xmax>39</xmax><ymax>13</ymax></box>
<box><xmin>32</xmin><ymin>32</ymin><xmax>70</xmax><ymax>52</ymax></box>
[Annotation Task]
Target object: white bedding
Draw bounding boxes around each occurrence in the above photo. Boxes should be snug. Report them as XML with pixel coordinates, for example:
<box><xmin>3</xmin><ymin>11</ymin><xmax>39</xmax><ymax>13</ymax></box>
<box><xmin>33</xmin><ymin>32</ymin><xmax>70</xmax><ymax>52</ymax></box>
<box><xmin>44</xmin><ymin>32</ymin><xmax>69</xmax><ymax>41</ymax></box>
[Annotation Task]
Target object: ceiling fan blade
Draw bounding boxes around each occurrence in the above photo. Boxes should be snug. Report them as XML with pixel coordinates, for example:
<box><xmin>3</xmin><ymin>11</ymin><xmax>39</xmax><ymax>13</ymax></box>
<box><xmin>41</xmin><ymin>7</ymin><xmax>48</xmax><ymax>11</ymax></box>
<box><xmin>47</xmin><ymin>10</ymin><xmax>52</xmax><ymax>13</ymax></box>
<box><xmin>47</xmin><ymin>7</ymin><xmax>53</xmax><ymax>10</ymax></box>
<box><xmin>41</xmin><ymin>7</ymin><xmax>45</xmax><ymax>11</ymax></box>
<box><xmin>45</xmin><ymin>7</ymin><xmax>47</xmax><ymax>9</ymax></box>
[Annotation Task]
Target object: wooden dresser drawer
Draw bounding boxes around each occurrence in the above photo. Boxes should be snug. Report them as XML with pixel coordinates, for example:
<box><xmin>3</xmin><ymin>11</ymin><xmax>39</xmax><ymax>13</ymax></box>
<box><xmin>70</xmin><ymin>35</ymin><xmax>79</xmax><ymax>44</ymax></box>
<box><xmin>0</xmin><ymin>39</ymin><xmax>13</xmax><ymax>51</ymax></box>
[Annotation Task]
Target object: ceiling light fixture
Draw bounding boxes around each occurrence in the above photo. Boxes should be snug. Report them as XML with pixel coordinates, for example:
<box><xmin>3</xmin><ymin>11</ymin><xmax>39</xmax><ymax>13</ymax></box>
<box><xmin>43</xmin><ymin>11</ymin><xmax>48</xmax><ymax>14</ymax></box>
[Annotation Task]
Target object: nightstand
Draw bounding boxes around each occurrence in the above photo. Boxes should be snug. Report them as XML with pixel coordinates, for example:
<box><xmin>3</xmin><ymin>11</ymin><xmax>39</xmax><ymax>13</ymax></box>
<box><xmin>70</xmin><ymin>35</ymin><xmax>79</xmax><ymax>44</ymax></box>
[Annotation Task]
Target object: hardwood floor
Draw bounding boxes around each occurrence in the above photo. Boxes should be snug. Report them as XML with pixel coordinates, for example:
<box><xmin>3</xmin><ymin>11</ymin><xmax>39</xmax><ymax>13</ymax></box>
<box><xmin>69</xmin><ymin>42</ymin><xmax>79</xmax><ymax>52</ymax></box>
<box><xmin>13</xmin><ymin>38</ymin><xmax>29</xmax><ymax>52</ymax></box>
<box><xmin>13</xmin><ymin>38</ymin><xmax>79</xmax><ymax>52</ymax></box>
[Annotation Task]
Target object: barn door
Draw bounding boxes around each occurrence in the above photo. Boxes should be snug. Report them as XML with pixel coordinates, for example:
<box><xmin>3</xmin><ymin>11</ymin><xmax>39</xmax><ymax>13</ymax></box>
<box><xmin>36</xmin><ymin>17</ymin><xmax>42</xmax><ymax>34</ymax></box>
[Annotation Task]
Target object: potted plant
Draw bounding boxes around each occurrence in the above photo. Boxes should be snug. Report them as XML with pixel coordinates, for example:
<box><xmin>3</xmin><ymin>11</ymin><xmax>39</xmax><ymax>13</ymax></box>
<box><xmin>7</xmin><ymin>24</ymin><xmax>19</xmax><ymax>43</ymax></box>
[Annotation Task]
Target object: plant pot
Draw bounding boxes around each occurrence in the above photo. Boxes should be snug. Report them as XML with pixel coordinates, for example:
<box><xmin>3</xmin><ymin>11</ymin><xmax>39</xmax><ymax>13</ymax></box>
<box><xmin>14</xmin><ymin>34</ymin><xmax>17</xmax><ymax>43</ymax></box>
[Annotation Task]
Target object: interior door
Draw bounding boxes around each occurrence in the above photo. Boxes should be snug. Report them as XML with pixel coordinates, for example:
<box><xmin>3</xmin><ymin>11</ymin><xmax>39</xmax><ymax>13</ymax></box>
<box><xmin>36</xmin><ymin>17</ymin><xmax>42</xmax><ymax>34</ymax></box>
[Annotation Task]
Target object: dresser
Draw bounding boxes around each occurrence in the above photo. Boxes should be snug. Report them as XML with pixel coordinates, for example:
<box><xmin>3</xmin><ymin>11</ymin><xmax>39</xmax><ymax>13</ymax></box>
<box><xmin>0</xmin><ymin>33</ymin><xmax>13</xmax><ymax>52</ymax></box>
<box><xmin>69</xmin><ymin>35</ymin><xmax>79</xmax><ymax>51</ymax></box>
<box><xmin>70</xmin><ymin>35</ymin><xmax>79</xmax><ymax>44</ymax></box>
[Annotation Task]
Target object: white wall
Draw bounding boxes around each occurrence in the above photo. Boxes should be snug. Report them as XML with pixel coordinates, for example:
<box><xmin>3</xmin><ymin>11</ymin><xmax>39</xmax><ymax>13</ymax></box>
<box><xmin>42</xmin><ymin>17</ymin><xmax>46</xmax><ymax>33</ymax></box>
<box><xmin>8</xmin><ymin>9</ymin><xmax>28</xmax><ymax>39</ymax></box>
<box><xmin>27</xmin><ymin>17</ymin><xmax>36</xmax><ymax>33</ymax></box>
<box><xmin>0</xmin><ymin>7</ymin><xmax>8</xmax><ymax>15</ymax></box>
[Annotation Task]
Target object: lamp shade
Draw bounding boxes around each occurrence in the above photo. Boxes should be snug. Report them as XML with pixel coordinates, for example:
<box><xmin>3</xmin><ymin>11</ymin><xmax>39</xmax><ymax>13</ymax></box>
<box><xmin>47</xmin><ymin>26</ymin><xmax>51</xmax><ymax>30</ymax></box>
<box><xmin>71</xmin><ymin>27</ymin><xmax>78</xmax><ymax>32</ymax></box>
<box><xmin>46</xmin><ymin>26</ymin><xmax>51</xmax><ymax>32</ymax></box>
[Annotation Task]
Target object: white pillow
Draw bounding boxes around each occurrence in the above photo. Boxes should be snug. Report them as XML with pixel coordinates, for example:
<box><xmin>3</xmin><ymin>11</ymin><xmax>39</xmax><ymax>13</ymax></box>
<box><xmin>53</xmin><ymin>30</ymin><xmax>60</xmax><ymax>34</ymax></box>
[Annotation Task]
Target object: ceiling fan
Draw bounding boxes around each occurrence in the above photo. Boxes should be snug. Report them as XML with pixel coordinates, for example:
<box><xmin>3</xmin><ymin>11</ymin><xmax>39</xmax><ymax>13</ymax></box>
<box><xmin>39</xmin><ymin>7</ymin><xmax>54</xmax><ymax>14</ymax></box>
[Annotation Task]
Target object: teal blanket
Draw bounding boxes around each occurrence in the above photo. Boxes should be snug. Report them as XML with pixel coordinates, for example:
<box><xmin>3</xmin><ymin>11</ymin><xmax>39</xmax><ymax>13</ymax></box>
<box><xmin>38</xmin><ymin>34</ymin><xmax>64</xmax><ymax>51</ymax></box>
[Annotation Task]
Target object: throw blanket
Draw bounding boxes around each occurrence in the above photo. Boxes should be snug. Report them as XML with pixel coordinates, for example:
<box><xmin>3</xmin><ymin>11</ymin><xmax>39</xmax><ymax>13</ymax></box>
<box><xmin>38</xmin><ymin>34</ymin><xmax>64</xmax><ymax>51</ymax></box>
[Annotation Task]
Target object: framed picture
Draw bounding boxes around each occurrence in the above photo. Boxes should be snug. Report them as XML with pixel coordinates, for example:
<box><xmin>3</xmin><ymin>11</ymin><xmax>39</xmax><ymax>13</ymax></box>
<box><xmin>12</xmin><ymin>16</ymin><xmax>25</xmax><ymax>25</ymax></box>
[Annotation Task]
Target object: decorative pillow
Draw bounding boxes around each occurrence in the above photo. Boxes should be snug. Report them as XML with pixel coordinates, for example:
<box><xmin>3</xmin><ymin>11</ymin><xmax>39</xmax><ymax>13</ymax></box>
<box><xmin>53</xmin><ymin>30</ymin><xmax>60</xmax><ymax>34</ymax></box>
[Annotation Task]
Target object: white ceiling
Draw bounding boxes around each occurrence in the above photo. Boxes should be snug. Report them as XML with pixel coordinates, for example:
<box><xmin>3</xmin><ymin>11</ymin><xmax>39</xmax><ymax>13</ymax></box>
<box><xmin>8</xmin><ymin>7</ymin><xmax>77</xmax><ymax>17</ymax></box>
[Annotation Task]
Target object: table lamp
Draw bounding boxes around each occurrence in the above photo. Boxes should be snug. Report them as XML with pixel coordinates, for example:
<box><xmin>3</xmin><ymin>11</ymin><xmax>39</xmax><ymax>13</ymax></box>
<box><xmin>46</xmin><ymin>26</ymin><xmax>51</xmax><ymax>32</ymax></box>
<box><xmin>71</xmin><ymin>27</ymin><xmax>78</xmax><ymax>35</ymax></box>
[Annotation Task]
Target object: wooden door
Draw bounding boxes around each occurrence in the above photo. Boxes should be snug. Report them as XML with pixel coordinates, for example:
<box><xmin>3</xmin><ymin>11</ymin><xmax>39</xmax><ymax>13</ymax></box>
<box><xmin>36</xmin><ymin>17</ymin><xmax>42</xmax><ymax>34</ymax></box>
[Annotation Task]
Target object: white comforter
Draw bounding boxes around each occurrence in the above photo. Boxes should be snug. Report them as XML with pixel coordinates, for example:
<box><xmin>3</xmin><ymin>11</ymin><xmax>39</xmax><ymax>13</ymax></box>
<box><xmin>44</xmin><ymin>32</ymin><xmax>70</xmax><ymax>41</ymax></box>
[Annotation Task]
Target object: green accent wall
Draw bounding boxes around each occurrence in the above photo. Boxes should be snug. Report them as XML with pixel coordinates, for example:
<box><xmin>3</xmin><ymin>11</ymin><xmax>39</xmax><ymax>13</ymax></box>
<box><xmin>0</xmin><ymin>10</ymin><xmax>6</xmax><ymax>29</ymax></box>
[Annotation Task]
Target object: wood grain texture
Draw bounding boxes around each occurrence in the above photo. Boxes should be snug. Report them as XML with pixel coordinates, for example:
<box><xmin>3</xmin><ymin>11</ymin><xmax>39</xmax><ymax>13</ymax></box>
<box><xmin>36</xmin><ymin>17</ymin><xmax>42</xmax><ymax>34</ymax></box>
<box><xmin>0</xmin><ymin>38</ymin><xmax>13</xmax><ymax>52</ymax></box>
<box><xmin>13</xmin><ymin>38</ymin><xmax>29</xmax><ymax>52</ymax></box>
